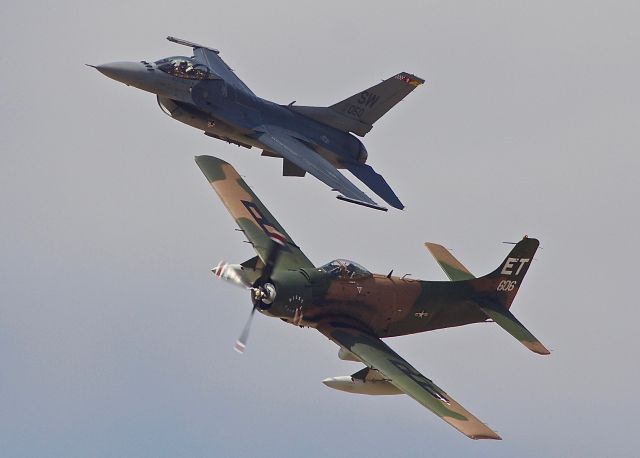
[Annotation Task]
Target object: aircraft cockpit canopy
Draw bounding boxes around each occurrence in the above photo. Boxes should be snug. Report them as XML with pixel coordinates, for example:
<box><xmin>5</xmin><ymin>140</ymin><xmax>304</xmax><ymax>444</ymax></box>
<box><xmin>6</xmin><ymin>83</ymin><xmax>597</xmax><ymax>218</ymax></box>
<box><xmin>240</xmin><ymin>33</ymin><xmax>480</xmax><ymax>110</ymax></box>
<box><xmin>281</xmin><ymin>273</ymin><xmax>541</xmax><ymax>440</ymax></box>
<box><xmin>155</xmin><ymin>56</ymin><xmax>215</xmax><ymax>80</ymax></box>
<box><xmin>320</xmin><ymin>259</ymin><xmax>372</xmax><ymax>280</ymax></box>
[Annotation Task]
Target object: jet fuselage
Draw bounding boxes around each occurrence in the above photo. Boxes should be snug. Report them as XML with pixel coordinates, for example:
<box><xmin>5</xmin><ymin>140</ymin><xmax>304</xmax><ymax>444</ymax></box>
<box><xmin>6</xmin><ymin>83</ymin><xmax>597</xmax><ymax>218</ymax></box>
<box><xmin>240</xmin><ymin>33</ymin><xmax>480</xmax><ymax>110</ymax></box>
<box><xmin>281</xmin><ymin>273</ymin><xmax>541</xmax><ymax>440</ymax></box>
<box><xmin>96</xmin><ymin>60</ymin><xmax>367</xmax><ymax>168</ymax></box>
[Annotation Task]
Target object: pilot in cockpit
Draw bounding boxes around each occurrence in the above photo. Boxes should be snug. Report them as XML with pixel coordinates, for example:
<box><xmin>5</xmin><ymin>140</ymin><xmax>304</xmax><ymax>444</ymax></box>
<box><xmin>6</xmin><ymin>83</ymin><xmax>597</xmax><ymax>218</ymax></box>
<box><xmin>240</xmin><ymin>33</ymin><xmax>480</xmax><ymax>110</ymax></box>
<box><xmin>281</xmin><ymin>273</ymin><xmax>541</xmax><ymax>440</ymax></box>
<box><xmin>176</xmin><ymin>60</ymin><xmax>188</xmax><ymax>75</ymax></box>
<box><xmin>320</xmin><ymin>260</ymin><xmax>372</xmax><ymax>280</ymax></box>
<box><xmin>156</xmin><ymin>57</ymin><xmax>214</xmax><ymax>80</ymax></box>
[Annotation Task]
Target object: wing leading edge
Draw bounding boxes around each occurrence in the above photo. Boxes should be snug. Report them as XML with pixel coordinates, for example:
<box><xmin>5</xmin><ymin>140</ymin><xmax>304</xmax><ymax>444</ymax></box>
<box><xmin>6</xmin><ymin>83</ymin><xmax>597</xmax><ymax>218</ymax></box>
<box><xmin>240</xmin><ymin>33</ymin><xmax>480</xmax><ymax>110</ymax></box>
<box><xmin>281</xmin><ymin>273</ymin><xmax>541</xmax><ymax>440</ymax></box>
<box><xmin>256</xmin><ymin>126</ymin><xmax>387</xmax><ymax>211</ymax></box>
<box><xmin>195</xmin><ymin>155</ymin><xmax>313</xmax><ymax>271</ymax></box>
<box><xmin>317</xmin><ymin>324</ymin><xmax>501</xmax><ymax>440</ymax></box>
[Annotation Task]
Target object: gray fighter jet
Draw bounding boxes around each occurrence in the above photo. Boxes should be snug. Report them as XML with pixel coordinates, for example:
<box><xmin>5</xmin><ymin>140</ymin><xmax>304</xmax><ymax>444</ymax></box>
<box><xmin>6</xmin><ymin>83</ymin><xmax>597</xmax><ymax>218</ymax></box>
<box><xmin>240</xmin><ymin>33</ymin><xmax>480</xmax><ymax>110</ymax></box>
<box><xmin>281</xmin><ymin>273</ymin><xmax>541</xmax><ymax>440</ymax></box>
<box><xmin>93</xmin><ymin>37</ymin><xmax>424</xmax><ymax>211</ymax></box>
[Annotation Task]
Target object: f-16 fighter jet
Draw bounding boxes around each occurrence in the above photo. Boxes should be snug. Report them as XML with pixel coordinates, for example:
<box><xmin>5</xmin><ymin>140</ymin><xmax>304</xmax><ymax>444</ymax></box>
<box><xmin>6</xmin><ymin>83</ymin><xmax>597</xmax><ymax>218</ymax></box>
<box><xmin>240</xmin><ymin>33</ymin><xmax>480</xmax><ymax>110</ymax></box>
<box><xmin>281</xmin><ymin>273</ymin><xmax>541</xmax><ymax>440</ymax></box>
<box><xmin>93</xmin><ymin>37</ymin><xmax>424</xmax><ymax>211</ymax></box>
<box><xmin>196</xmin><ymin>155</ymin><xmax>550</xmax><ymax>440</ymax></box>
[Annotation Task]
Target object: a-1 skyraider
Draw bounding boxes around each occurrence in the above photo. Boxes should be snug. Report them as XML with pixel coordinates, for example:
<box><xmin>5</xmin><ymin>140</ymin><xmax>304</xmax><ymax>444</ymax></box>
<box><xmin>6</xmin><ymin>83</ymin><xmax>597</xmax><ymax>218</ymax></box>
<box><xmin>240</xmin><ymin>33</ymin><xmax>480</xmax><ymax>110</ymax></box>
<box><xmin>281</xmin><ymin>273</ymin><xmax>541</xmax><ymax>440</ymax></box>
<box><xmin>93</xmin><ymin>36</ymin><xmax>424</xmax><ymax>211</ymax></box>
<box><xmin>196</xmin><ymin>155</ymin><xmax>550</xmax><ymax>441</ymax></box>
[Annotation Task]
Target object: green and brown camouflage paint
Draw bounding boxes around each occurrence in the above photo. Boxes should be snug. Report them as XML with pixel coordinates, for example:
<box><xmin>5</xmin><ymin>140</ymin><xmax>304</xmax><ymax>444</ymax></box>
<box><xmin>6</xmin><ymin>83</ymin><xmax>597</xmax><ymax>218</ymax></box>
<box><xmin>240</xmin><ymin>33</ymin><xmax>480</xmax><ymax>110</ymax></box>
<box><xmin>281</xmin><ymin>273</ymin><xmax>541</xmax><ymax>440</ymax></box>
<box><xmin>195</xmin><ymin>155</ymin><xmax>548</xmax><ymax>440</ymax></box>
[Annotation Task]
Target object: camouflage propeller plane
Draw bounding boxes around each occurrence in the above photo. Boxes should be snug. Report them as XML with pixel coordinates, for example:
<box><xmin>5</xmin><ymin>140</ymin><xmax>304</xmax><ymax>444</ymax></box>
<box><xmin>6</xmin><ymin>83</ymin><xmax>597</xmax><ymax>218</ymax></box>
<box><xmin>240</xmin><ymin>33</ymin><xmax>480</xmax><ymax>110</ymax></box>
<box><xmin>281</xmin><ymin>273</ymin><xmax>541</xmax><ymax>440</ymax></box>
<box><xmin>92</xmin><ymin>36</ymin><xmax>424</xmax><ymax>211</ymax></box>
<box><xmin>196</xmin><ymin>155</ymin><xmax>550</xmax><ymax>440</ymax></box>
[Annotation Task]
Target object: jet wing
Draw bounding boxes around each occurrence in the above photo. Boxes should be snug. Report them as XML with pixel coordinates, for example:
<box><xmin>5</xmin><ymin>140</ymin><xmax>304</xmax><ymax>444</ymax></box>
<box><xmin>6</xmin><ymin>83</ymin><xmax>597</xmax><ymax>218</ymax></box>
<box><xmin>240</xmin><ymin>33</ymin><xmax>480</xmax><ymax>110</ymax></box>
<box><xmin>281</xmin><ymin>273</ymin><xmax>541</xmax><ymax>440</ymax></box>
<box><xmin>255</xmin><ymin>127</ymin><xmax>387</xmax><ymax>211</ymax></box>
<box><xmin>195</xmin><ymin>155</ymin><xmax>313</xmax><ymax>271</ymax></box>
<box><xmin>317</xmin><ymin>324</ymin><xmax>502</xmax><ymax>440</ymax></box>
<box><xmin>167</xmin><ymin>36</ymin><xmax>255</xmax><ymax>96</ymax></box>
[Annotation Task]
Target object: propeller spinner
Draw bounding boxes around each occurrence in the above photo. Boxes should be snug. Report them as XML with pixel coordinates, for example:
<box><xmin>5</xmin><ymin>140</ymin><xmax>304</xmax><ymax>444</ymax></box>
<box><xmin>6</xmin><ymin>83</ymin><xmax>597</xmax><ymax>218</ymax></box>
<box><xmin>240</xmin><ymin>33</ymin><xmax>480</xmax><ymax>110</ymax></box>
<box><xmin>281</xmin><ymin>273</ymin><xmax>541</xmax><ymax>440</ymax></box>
<box><xmin>213</xmin><ymin>237</ymin><xmax>285</xmax><ymax>354</ymax></box>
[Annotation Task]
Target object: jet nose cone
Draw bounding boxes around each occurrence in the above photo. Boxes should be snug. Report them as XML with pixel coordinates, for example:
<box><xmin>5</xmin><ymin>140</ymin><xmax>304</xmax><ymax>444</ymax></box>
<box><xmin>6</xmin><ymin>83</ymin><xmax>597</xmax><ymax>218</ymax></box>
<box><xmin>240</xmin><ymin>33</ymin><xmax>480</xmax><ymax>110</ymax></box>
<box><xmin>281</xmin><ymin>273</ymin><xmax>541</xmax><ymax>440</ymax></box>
<box><xmin>94</xmin><ymin>61</ymin><xmax>147</xmax><ymax>86</ymax></box>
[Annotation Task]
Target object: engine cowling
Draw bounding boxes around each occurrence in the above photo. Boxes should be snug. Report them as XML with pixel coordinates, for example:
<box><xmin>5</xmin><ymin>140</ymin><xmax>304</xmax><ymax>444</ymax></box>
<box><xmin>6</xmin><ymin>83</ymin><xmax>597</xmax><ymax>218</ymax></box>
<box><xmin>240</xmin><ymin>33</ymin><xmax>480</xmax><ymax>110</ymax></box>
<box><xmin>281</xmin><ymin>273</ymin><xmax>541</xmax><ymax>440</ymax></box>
<box><xmin>254</xmin><ymin>270</ymin><xmax>311</xmax><ymax>317</ymax></box>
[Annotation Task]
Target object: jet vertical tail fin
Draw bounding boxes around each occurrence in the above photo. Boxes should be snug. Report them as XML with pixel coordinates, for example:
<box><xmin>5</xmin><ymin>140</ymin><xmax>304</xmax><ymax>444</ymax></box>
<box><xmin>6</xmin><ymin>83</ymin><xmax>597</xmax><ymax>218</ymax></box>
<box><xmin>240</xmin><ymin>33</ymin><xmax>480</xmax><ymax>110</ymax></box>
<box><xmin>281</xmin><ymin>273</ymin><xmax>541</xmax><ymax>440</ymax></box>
<box><xmin>476</xmin><ymin>237</ymin><xmax>539</xmax><ymax>310</ymax></box>
<box><xmin>290</xmin><ymin>72</ymin><xmax>424</xmax><ymax>136</ymax></box>
<box><xmin>471</xmin><ymin>237</ymin><xmax>550</xmax><ymax>355</ymax></box>
<box><xmin>329</xmin><ymin>72</ymin><xmax>424</xmax><ymax>136</ymax></box>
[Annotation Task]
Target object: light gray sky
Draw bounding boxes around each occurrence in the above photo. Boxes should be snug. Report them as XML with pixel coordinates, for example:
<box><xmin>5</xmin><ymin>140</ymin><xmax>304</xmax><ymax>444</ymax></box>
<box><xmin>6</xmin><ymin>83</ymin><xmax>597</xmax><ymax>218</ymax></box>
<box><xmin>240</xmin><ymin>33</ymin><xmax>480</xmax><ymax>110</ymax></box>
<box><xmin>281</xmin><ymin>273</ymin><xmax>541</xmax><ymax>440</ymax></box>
<box><xmin>2</xmin><ymin>1</ymin><xmax>639</xmax><ymax>456</ymax></box>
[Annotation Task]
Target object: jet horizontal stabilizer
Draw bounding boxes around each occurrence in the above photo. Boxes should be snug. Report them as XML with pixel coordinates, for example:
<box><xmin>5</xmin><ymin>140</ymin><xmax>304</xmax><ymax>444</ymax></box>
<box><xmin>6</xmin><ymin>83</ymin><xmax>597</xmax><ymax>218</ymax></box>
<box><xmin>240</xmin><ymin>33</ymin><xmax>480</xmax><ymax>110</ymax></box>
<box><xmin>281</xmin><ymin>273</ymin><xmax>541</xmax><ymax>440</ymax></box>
<box><xmin>477</xmin><ymin>300</ymin><xmax>550</xmax><ymax>355</ymax></box>
<box><xmin>424</xmin><ymin>242</ymin><xmax>475</xmax><ymax>281</ymax></box>
<box><xmin>344</xmin><ymin>163</ymin><xmax>404</xmax><ymax>210</ymax></box>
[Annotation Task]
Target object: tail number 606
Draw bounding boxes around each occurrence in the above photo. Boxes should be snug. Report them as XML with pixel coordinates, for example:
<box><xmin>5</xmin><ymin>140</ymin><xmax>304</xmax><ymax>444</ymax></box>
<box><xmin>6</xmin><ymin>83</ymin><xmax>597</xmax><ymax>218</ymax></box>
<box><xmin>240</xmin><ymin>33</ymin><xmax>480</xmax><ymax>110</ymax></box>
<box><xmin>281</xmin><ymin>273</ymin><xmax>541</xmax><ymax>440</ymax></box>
<box><xmin>497</xmin><ymin>280</ymin><xmax>517</xmax><ymax>292</ymax></box>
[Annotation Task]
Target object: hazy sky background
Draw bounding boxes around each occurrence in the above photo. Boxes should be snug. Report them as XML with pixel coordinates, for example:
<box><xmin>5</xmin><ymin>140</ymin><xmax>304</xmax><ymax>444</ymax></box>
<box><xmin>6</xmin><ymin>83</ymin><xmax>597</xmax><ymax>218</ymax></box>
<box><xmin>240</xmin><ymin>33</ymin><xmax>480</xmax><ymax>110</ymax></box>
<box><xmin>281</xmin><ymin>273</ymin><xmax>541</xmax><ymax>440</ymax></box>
<box><xmin>2</xmin><ymin>1</ymin><xmax>639</xmax><ymax>456</ymax></box>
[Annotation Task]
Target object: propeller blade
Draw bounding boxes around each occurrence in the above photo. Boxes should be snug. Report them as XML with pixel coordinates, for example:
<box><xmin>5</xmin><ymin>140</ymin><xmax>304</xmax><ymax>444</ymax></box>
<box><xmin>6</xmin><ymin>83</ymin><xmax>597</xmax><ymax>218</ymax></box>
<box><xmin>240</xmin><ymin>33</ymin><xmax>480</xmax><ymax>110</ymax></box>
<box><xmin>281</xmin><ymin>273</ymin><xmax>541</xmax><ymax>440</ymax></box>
<box><xmin>232</xmin><ymin>237</ymin><xmax>286</xmax><ymax>354</ymax></box>
<box><xmin>256</xmin><ymin>236</ymin><xmax>286</xmax><ymax>284</ymax></box>
<box><xmin>212</xmin><ymin>261</ymin><xmax>253</xmax><ymax>289</ymax></box>
<box><xmin>234</xmin><ymin>306</ymin><xmax>257</xmax><ymax>354</ymax></box>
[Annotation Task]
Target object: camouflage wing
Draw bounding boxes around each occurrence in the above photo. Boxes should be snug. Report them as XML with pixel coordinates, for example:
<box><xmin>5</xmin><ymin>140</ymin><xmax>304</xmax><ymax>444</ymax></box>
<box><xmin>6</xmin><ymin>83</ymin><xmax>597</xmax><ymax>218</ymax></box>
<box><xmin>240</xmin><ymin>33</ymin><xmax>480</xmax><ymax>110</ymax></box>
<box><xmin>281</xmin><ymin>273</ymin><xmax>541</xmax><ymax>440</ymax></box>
<box><xmin>317</xmin><ymin>324</ymin><xmax>501</xmax><ymax>440</ymax></box>
<box><xmin>256</xmin><ymin>126</ymin><xmax>387</xmax><ymax>211</ymax></box>
<box><xmin>195</xmin><ymin>155</ymin><xmax>313</xmax><ymax>270</ymax></box>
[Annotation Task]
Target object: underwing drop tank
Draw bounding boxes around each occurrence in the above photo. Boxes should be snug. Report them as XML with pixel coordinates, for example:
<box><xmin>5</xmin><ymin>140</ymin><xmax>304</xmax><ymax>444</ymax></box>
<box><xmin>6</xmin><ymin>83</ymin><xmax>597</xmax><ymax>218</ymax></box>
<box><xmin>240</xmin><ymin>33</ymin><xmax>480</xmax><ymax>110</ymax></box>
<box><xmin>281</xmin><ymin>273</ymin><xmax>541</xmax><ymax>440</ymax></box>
<box><xmin>322</xmin><ymin>368</ymin><xmax>403</xmax><ymax>396</ymax></box>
